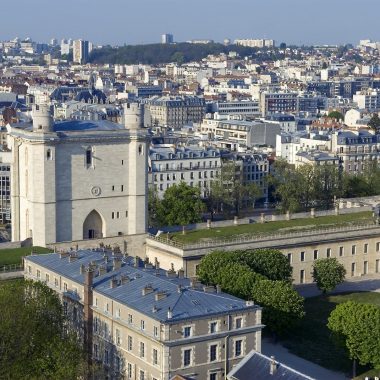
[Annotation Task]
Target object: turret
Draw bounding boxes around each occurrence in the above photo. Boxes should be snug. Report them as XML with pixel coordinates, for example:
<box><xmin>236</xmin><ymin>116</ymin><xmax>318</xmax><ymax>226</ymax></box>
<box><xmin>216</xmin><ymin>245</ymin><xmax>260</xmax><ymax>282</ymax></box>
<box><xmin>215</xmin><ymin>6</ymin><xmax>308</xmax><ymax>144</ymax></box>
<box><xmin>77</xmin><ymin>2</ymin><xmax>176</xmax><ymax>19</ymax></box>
<box><xmin>32</xmin><ymin>104</ymin><xmax>54</xmax><ymax>133</ymax></box>
<box><xmin>123</xmin><ymin>102</ymin><xmax>144</xmax><ymax>130</ymax></box>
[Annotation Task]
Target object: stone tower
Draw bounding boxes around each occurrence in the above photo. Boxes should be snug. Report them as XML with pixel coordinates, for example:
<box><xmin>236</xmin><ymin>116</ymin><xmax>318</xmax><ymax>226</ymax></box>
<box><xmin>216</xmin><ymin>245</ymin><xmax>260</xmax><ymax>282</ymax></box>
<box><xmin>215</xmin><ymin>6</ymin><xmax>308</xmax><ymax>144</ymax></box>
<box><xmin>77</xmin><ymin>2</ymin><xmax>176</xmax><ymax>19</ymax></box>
<box><xmin>124</xmin><ymin>103</ymin><xmax>148</xmax><ymax>235</ymax></box>
<box><xmin>32</xmin><ymin>104</ymin><xmax>54</xmax><ymax>133</ymax></box>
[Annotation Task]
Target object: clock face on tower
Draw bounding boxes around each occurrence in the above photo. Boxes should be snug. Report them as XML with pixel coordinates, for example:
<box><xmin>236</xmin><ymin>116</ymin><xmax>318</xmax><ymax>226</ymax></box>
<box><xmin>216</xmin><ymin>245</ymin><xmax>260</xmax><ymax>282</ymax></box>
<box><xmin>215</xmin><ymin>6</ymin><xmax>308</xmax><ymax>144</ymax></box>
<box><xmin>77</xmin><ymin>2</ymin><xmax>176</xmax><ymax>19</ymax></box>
<box><xmin>91</xmin><ymin>186</ymin><xmax>101</xmax><ymax>197</ymax></box>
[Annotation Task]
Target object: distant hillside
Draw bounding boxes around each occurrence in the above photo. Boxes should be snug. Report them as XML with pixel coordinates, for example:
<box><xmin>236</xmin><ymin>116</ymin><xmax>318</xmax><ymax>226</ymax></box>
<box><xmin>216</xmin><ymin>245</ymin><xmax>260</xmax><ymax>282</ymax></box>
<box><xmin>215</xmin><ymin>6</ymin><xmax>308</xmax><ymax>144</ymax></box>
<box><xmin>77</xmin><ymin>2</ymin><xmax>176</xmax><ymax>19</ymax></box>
<box><xmin>89</xmin><ymin>42</ymin><xmax>266</xmax><ymax>65</ymax></box>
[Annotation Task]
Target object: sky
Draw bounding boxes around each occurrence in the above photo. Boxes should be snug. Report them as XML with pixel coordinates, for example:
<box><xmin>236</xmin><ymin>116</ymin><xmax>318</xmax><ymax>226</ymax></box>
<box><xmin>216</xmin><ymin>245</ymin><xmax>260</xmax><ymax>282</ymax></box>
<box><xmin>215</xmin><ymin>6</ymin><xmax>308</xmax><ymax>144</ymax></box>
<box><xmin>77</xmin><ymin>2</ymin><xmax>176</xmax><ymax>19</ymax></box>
<box><xmin>2</xmin><ymin>0</ymin><xmax>380</xmax><ymax>46</ymax></box>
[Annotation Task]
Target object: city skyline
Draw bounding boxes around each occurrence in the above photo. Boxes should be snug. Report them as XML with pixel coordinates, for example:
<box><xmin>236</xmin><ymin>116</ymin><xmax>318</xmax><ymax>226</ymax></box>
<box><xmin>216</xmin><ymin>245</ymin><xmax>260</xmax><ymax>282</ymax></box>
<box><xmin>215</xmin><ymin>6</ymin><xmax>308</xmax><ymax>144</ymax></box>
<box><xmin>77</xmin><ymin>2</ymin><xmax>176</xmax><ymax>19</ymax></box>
<box><xmin>1</xmin><ymin>0</ymin><xmax>379</xmax><ymax>46</ymax></box>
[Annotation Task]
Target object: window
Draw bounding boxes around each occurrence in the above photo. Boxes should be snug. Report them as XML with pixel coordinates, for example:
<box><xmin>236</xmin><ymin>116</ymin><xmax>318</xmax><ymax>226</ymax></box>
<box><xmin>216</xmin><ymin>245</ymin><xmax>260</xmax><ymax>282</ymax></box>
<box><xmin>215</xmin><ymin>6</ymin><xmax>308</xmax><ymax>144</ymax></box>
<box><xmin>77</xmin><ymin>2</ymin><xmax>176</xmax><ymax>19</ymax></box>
<box><xmin>127</xmin><ymin>363</ymin><xmax>132</xmax><ymax>379</ymax></box>
<box><xmin>112</xmin><ymin>212</ymin><xmax>115</xmax><ymax>219</ymax></box>
<box><xmin>352</xmin><ymin>245</ymin><xmax>356</xmax><ymax>255</ymax></box>
<box><xmin>235</xmin><ymin>340</ymin><xmax>242</xmax><ymax>357</ymax></box>
<box><xmin>104</xmin><ymin>349</ymin><xmax>109</xmax><ymax>365</ymax></box>
<box><xmin>364</xmin><ymin>261</ymin><xmax>368</xmax><ymax>275</ymax></box>
<box><xmin>94</xmin><ymin>317</ymin><xmax>98</xmax><ymax>332</ymax></box>
<box><xmin>128</xmin><ymin>314</ymin><xmax>133</xmax><ymax>324</ymax></box>
<box><xmin>63</xmin><ymin>301</ymin><xmax>68</xmax><ymax>315</ymax></box>
<box><xmin>183</xmin><ymin>349</ymin><xmax>192</xmax><ymax>367</ymax></box>
<box><xmin>300</xmin><ymin>270</ymin><xmax>305</xmax><ymax>284</ymax></box>
<box><xmin>139</xmin><ymin>370</ymin><xmax>145</xmax><ymax>380</ymax></box>
<box><xmin>121</xmin><ymin>185</ymin><xmax>124</xmax><ymax>192</ymax></box>
<box><xmin>183</xmin><ymin>326</ymin><xmax>192</xmax><ymax>338</ymax></box>
<box><xmin>93</xmin><ymin>343</ymin><xmax>98</xmax><ymax>359</ymax></box>
<box><xmin>326</xmin><ymin>248</ymin><xmax>331</xmax><ymax>258</ymax></box>
<box><xmin>376</xmin><ymin>242</ymin><xmax>380</xmax><ymax>252</ymax></box>
<box><xmin>86</xmin><ymin>148</ymin><xmax>92</xmax><ymax>166</ymax></box>
<box><xmin>128</xmin><ymin>336</ymin><xmax>133</xmax><ymax>351</ymax></box>
<box><xmin>46</xmin><ymin>149</ymin><xmax>52</xmax><ymax>160</ymax></box>
<box><xmin>63</xmin><ymin>282</ymin><xmax>67</xmax><ymax>291</ymax></box>
<box><xmin>351</xmin><ymin>262</ymin><xmax>356</xmax><ymax>277</ymax></box>
<box><xmin>36</xmin><ymin>269</ymin><xmax>41</xmax><ymax>279</ymax></box>
<box><xmin>141</xmin><ymin>320</ymin><xmax>145</xmax><ymax>330</ymax></box>
<box><xmin>116</xmin><ymin>212</ymin><xmax>120</xmax><ymax>218</ymax></box>
<box><xmin>210</xmin><ymin>321</ymin><xmax>218</xmax><ymax>333</ymax></box>
<box><xmin>154</xmin><ymin>326</ymin><xmax>158</xmax><ymax>337</ymax></box>
<box><xmin>153</xmin><ymin>348</ymin><xmax>158</xmax><ymax>365</ymax></box>
<box><xmin>313</xmin><ymin>250</ymin><xmax>318</xmax><ymax>260</ymax></box>
<box><xmin>140</xmin><ymin>342</ymin><xmax>145</xmax><ymax>358</ymax></box>
<box><xmin>339</xmin><ymin>246</ymin><xmax>344</xmax><ymax>256</ymax></box>
<box><xmin>235</xmin><ymin>317</ymin><xmax>242</xmax><ymax>329</ymax></box>
<box><xmin>54</xmin><ymin>277</ymin><xmax>58</xmax><ymax>287</ymax></box>
<box><xmin>287</xmin><ymin>253</ymin><xmax>292</xmax><ymax>263</ymax></box>
<box><xmin>300</xmin><ymin>251</ymin><xmax>305</xmax><ymax>262</ymax></box>
<box><xmin>364</xmin><ymin>243</ymin><xmax>368</xmax><ymax>254</ymax></box>
<box><xmin>210</xmin><ymin>374</ymin><xmax>217</xmax><ymax>380</ymax></box>
<box><xmin>115</xmin><ymin>329</ymin><xmax>121</xmax><ymax>345</ymax></box>
<box><xmin>210</xmin><ymin>344</ymin><xmax>217</xmax><ymax>362</ymax></box>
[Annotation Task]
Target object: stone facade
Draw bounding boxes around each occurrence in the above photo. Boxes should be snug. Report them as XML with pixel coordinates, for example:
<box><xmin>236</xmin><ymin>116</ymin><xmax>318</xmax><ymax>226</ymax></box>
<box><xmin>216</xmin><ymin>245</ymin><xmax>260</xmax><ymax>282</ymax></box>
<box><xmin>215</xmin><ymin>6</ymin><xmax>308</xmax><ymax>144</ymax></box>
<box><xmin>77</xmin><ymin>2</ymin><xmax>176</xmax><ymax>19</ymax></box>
<box><xmin>7</xmin><ymin>102</ymin><xmax>148</xmax><ymax>247</ymax></box>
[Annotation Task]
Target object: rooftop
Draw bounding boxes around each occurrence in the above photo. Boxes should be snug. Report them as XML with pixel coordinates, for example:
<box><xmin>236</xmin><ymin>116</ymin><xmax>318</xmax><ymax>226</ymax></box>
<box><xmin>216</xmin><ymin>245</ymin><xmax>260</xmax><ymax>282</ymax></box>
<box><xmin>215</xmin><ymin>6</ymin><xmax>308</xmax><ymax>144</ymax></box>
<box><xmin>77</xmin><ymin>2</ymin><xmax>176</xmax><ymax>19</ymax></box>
<box><xmin>25</xmin><ymin>250</ymin><xmax>257</xmax><ymax>323</ymax></box>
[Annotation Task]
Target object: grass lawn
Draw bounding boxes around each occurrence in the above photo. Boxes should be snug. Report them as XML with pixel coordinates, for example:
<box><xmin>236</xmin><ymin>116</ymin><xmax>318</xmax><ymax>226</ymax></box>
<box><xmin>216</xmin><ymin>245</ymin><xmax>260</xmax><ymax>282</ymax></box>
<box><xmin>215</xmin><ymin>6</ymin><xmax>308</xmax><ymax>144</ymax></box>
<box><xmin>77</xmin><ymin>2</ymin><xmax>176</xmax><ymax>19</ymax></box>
<box><xmin>281</xmin><ymin>292</ymin><xmax>380</xmax><ymax>376</ymax></box>
<box><xmin>0</xmin><ymin>246</ymin><xmax>52</xmax><ymax>267</ymax></box>
<box><xmin>171</xmin><ymin>211</ymin><xmax>373</xmax><ymax>243</ymax></box>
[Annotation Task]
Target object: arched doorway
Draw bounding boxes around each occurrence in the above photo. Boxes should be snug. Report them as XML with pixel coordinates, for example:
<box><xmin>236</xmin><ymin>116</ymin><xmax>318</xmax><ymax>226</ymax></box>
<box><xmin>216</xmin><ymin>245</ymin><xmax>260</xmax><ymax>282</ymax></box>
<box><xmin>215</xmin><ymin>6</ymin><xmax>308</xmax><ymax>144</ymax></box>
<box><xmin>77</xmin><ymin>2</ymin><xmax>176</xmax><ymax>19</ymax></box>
<box><xmin>83</xmin><ymin>210</ymin><xmax>104</xmax><ymax>239</ymax></box>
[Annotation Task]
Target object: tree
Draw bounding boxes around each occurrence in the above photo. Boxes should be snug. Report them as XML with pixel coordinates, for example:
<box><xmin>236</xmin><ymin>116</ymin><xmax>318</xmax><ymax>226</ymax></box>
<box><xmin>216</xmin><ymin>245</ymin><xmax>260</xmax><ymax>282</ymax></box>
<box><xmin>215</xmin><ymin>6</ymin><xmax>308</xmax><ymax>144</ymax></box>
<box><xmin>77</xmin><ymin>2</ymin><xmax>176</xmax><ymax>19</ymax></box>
<box><xmin>328</xmin><ymin>301</ymin><xmax>380</xmax><ymax>376</ymax></box>
<box><xmin>368</xmin><ymin>113</ymin><xmax>380</xmax><ymax>134</ymax></box>
<box><xmin>237</xmin><ymin>249</ymin><xmax>293</xmax><ymax>282</ymax></box>
<box><xmin>156</xmin><ymin>182</ymin><xmax>205</xmax><ymax>233</ymax></box>
<box><xmin>312</xmin><ymin>258</ymin><xmax>346</xmax><ymax>293</ymax></box>
<box><xmin>209</xmin><ymin>162</ymin><xmax>261</xmax><ymax>216</ymax></box>
<box><xmin>251</xmin><ymin>279</ymin><xmax>305</xmax><ymax>335</ymax></box>
<box><xmin>0</xmin><ymin>280</ymin><xmax>92</xmax><ymax>379</ymax></box>
<box><xmin>217</xmin><ymin>262</ymin><xmax>264</xmax><ymax>299</ymax></box>
<box><xmin>327</xmin><ymin>111</ymin><xmax>344</xmax><ymax>121</ymax></box>
<box><xmin>148</xmin><ymin>187</ymin><xmax>161</xmax><ymax>228</ymax></box>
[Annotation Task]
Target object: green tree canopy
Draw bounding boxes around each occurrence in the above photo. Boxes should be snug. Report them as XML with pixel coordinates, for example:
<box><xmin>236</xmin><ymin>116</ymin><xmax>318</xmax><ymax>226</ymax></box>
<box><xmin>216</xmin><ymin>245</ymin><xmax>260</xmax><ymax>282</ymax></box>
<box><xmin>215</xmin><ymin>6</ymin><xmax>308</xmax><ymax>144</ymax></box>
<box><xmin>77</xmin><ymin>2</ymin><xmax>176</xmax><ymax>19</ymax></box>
<box><xmin>327</xmin><ymin>111</ymin><xmax>344</xmax><ymax>121</ymax></box>
<box><xmin>368</xmin><ymin>113</ymin><xmax>380</xmax><ymax>134</ymax></box>
<box><xmin>237</xmin><ymin>249</ymin><xmax>293</xmax><ymax>282</ymax></box>
<box><xmin>312</xmin><ymin>258</ymin><xmax>346</xmax><ymax>293</ymax></box>
<box><xmin>328</xmin><ymin>301</ymin><xmax>380</xmax><ymax>371</ymax></box>
<box><xmin>251</xmin><ymin>279</ymin><xmax>305</xmax><ymax>335</ymax></box>
<box><xmin>0</xmin><ymin>280</ymin><xmax>92</xmax><ymax>379</ymax></box>
<box><xmin>156</xmin><ymin>182</ymin><xmax>205</xmax><ymax>231</ymax></box>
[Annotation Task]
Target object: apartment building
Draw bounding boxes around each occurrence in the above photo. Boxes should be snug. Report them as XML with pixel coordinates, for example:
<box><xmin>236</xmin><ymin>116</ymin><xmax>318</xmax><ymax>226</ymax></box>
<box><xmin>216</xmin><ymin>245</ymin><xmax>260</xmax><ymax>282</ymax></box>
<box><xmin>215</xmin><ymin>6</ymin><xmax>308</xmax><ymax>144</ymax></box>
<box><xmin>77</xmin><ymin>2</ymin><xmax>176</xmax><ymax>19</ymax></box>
<box><xmin>210</xmin><ymin>101</ymin><xmax>260</xmax><ymax>118</ymax></box>
<box><xmin>331</xmin><ymin>130</ymin><xmax>380</xmax><ymax>173</ymax></box>
<box><xmin>142</xmin><ymin>96</ymin><xmax>206</xmax><ymax>129</ymax></box>
<box><xmin>149</xmin><ymin>146</ymin><xmax>222</xmax><ymax>198</ymax></box>
<box><xmin>24</xmin><ymin>250</ymin><xmax>263</xmax><ymax>380</ymax></box>
<box><xmin>234</xmin><ymin>39</ymin><xmax>275</xmax><ymax>48</ymax></box>
<box><xmin>353</xmin><ymin>89</ymin><xmax>380</xmax><ymax>112</ymax></box>
<box><xmin>200</xmin><ymin>118</ymin><xmax>280</xmax><ymax>148</ymax></box>
<box><xmin>259</xmin><ymin>92</ymin><xmax>298</xmax><ymax>116</ymax></box>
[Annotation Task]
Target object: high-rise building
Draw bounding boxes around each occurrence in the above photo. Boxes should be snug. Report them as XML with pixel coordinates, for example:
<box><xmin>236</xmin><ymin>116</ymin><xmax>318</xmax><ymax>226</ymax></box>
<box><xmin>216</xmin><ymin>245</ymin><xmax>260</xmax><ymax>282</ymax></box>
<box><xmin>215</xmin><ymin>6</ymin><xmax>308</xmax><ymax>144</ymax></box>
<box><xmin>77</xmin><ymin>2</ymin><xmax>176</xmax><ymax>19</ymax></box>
<box><xmin>161</xmin><ymin>33</ymin><xmax>174</xmax><ymax>44</ymax></box>
<box><xmin>60</xmin><ymin>39</ymin><xmax>71</xmax><ymax>56</ymax></box>
<box><xmin>73</xmin><ymin>39</ymin><xmax>90</xmax><ymax>64</ymax></box>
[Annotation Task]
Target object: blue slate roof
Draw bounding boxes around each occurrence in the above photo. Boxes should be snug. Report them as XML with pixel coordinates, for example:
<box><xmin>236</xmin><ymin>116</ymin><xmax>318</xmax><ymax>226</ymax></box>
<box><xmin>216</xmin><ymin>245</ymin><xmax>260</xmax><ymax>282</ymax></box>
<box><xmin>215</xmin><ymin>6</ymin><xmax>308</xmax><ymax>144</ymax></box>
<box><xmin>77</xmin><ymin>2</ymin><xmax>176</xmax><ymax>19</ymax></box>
<box><xmin>228</xmin><ymin>351</ymin><xmax>315</xmax><ymax>380</ymax></box>
<box><xmin>26</xmin><ymin>250</ymin><xmax>257</xmax><ymax>323</ymax></box>
<box><xmin>54</xmin><ymin>120</ymin><xmax>124</xmax><ymax>132</ymax></box>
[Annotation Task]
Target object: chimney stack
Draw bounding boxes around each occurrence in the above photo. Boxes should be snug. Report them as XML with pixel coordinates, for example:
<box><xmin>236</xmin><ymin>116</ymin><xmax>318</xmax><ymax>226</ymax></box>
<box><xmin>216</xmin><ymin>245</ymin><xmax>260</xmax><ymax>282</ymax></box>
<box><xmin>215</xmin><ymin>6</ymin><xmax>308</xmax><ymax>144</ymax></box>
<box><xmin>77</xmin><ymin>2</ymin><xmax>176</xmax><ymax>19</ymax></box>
<box><xmin>270</xmin><ymin>356</ymin><xmax>277</xmax><ymax>375</ymax></box>
<box><xmin>167</xmin><ymin>307</ymin><xmax>173</xmax><ymax>319</ymax></box>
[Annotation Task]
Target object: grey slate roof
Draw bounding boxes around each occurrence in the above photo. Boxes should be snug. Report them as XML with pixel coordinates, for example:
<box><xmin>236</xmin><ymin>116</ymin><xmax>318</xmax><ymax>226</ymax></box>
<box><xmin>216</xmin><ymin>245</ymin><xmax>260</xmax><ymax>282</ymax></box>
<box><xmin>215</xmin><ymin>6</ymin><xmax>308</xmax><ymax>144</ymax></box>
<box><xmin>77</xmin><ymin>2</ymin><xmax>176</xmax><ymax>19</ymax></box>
<box><xmin>227</xmin><ymin>350</ymin><xmax>315</xmax><ymax>380</ymax></box>
<box><xmin>26</xmin><ymin>250</ymin><xmax>258</xmax><ymax>324</ymax></box>
<box><xmin>54</xmin><ymin>120</ymin><xmax>124</xmax><ymax>132</ymax></box>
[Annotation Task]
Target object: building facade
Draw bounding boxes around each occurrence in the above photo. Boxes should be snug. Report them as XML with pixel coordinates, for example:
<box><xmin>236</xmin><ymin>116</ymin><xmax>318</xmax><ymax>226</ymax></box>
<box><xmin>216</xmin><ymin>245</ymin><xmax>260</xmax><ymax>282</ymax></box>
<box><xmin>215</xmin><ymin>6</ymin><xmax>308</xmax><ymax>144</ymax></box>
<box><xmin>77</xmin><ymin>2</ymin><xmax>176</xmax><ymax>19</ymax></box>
<box><xmin>24</xmin><ymin>250</ymin><xmax>263</xmax><ymax>380</ymax></box>
<box><xmin>7</xmin><ymin>103</ymin><xmax>148</xmax><ymax>247</ymax></box>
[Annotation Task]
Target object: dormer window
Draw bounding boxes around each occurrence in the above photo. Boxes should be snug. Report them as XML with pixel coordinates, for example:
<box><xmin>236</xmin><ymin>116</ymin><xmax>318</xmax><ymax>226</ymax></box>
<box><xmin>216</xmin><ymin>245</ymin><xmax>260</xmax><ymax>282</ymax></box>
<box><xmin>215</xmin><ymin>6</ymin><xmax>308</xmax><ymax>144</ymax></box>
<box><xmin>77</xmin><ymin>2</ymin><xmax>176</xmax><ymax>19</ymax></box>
<box><xmin>85</xmin><ymin>147</ymin><xmax>93</xmax><ymax>168</ymax></box>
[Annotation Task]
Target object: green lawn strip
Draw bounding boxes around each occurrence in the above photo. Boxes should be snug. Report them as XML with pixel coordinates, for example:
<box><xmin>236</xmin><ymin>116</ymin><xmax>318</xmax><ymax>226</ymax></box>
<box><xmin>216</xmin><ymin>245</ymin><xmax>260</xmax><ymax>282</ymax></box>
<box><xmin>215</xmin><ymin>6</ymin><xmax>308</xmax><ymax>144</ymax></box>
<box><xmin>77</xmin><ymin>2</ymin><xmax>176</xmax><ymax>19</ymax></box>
<box><xmin>171</xmin><ymin>211</ymin><xmax>373</xmax><ymax>243</ymax></box>
<box><xmin>281</xmin><ymin>292</ymin><xmax>380</xmax><ymax>374</ymax></box>
<box><xmin>0</xmin><ymin>246</ymin><xmax>52</xmax><ymax>267</ymax></box>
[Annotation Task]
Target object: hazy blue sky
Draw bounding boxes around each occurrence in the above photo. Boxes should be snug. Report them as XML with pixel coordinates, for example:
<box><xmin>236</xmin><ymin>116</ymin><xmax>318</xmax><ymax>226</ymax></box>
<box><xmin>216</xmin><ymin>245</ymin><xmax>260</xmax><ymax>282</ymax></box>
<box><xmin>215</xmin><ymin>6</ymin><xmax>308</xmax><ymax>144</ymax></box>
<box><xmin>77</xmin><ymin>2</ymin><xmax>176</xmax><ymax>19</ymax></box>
<box><xmin>2</xmin><ymin>0</ymin><xmax>379</xmax><ymax>46</ymax></box>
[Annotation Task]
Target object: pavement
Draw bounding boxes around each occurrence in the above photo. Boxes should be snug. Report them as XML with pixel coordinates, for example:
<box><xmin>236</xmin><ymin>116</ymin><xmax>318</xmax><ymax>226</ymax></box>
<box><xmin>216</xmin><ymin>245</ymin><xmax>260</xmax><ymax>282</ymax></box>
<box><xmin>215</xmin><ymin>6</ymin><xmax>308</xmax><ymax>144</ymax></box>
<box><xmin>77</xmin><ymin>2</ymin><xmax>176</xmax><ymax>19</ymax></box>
<box><xmin>262</xmin><ymin>339</ymin><xmax>349</xmax><ymax>380</ymax></box>
<box><xmin>296</xmin><ymin>274</ymin><xmax>380</xmax><ymax>298</ymax></box>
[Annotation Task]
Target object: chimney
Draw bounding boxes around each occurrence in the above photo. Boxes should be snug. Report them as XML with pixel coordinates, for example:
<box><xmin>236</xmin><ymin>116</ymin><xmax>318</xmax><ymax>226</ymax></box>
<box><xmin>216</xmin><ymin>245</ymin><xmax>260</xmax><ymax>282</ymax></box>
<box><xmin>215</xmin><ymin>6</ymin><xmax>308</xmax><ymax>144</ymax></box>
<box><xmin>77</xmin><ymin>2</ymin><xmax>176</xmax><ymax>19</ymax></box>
<box><xmin>203</xmin><ymin>285</ymin><xmax>216</xmax><ymax>293</ymax></box>
<box><xmin>59</xmin><ymin>252</ymin><xmax>69</xmax><ymax>259</ymax></box>
<box><xmin>98</xmin><ymin>265</ymin><xmax>107</xmax><ymax>276</ymax></box>
<box><xmin>155</xmin><ymin>291</ymin><xmax>167</xmax><ymax>301</ymax></box>
<box><xmin>80</xmin><ymin>264</ymin><xmax>85</xmax><ymax>274</ymax></box>
<box><xmin>142</xmin><ymin>284</ymin><xmax>154</xmax><ymax>296</ymax></box>
<box><xmin>84</xmin><ymin>267</ymin><xmax>94</xmax><ymax>287</ymax></box>
<box><xmin>178</xmin><ymin>269</ymin><xmax>185</xmax><ymax>279</ymax></box>
<box><xmin>121</xmin><ymin>274</ymin><xmax>130</xmax><ymax>284</ymax></box>
<box><xmin>154</xmin><ymin>257</ymin><xmax>160</xmax><ymax>269</ymax></box>
<box><xmin>113</xmin><ymin>258</ymin><xmax>122</xmax><ymax>271</ymax></box>
<box><xmin>69</xmin><ymin>253</ymin><xmax>78</xmax><ymax>263</ymax></box>
<box><xmin>110</xmin><ymin>277</ymin><xmax>118</xmax><ymax>289</ymax></box>
<box><xmin>152</xmin><ymin>305</ymin><xmax>158</xmax><ymax>313</ymax></box>
<box><xmin>216</xmin><ymin>284</ymin><xmax>222</xmax><ymax>294</ymax></box>
<box><xmin>167</xmin><ymin>307</ymin><xmax>173</xmax><ymax>319</ymax></box>
<box><xmin>134</xmin><ymin>256</ymin><xmax>140</xmax><ymax>268</ymax></box>
<box><xmin>270</xmin><ymin>356</ymin><xmax>277</xmax><ymax>375</ymax></box>
<box><xmin>246</xmin><ymin>300</ymin><xmax>255</xmax><ymax>306</ymax></box>
<box><xmin>177</xmin><ymin>285</ymin><xmax>183</xmax><ymax>293</ymax></box>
